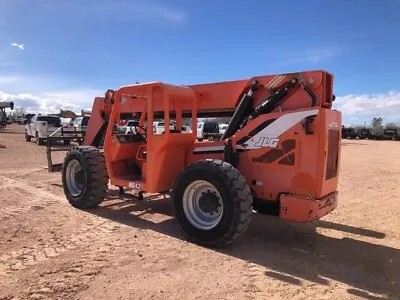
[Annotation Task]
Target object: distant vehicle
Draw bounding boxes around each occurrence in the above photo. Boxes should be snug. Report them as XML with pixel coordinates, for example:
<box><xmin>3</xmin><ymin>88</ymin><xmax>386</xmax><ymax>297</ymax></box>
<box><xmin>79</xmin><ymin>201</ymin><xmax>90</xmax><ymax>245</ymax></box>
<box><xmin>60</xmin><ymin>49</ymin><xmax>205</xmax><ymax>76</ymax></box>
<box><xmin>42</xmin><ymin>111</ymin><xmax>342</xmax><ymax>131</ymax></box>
<box><xmin>25</xmin><ymin>115</ymin><xmax>71</xmax><ymax>145</ymax></box>
<box><xmin>181</xmin><ymin>125</ymin><xmax>192</xmax><ymax>133</ymax></box>
<box><xmin>357</xmin><ymin>128</ymin><xmax>372</xmax><ymax>139</ymax></box>
<box><xmin>219</xmin><ymin>123</ymin><xmax>228</xmax><ymax>135</ymax></box>
<box><xmin>153</xmin><ymin>120</ymin><xmax>191</xmax><ymax>134</ymax></box>
<box><xmin>61</xmin><ymin>117</ymin><xmax>74</xmax><ymax>127</ymax></box>
<box><xmin>383</xmin><ymin>128</ymin><xmax>400</xmax><ymax>141</ymax></box>
<box><xmin>117</xmin><ymin>119</ymin><xmax>140</xmax><ymax>134</ymax></box>
<box><xmin>19</xmin><ymin>114</ymin><xmax>35</xmax><ymax>125</ymax></box>
<box><xmin>197</xmin><ymin>120</ymin><xmax>221</xmax><ymax>141</ymax></box>
<box><xmin>341</xmin><ymin>126</ymin><xmax>358</xmax><ymax>139</ymax></box>
<box><xmin>72</xmin><ymin>116</ymin><xmax>90</xmax><ymax>132</ymax></box>
<box><xmin>153</xmin><ymin>120</ymin><xmax>175</xmax><ymax>134</ymax></box>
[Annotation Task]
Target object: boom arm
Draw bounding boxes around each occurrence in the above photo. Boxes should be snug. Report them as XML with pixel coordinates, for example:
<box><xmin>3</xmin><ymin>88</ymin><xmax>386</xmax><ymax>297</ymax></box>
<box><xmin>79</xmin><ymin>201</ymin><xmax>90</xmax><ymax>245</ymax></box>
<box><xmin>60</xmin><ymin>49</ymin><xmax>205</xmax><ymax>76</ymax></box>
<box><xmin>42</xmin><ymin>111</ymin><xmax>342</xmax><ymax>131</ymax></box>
<box><xmin>83</xmin><ymin>70</ymin><xmax>334</xmax><ymax>146</ymax></box>
<box><xmin>190</xmin><ymin>71</ymin><xmax>333</xmax><ymax>140</ymax></box>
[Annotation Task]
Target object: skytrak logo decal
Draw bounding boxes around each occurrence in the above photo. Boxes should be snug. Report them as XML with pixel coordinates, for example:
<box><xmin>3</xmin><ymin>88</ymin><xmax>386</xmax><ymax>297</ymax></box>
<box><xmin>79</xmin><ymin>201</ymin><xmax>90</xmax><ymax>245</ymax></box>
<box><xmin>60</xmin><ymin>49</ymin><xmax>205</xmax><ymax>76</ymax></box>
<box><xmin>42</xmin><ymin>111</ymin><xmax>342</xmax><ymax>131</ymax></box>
<box><xmin>249</xmin><ymin>136</ymin><xmax>280</xmax><ymax>148</ymax></box>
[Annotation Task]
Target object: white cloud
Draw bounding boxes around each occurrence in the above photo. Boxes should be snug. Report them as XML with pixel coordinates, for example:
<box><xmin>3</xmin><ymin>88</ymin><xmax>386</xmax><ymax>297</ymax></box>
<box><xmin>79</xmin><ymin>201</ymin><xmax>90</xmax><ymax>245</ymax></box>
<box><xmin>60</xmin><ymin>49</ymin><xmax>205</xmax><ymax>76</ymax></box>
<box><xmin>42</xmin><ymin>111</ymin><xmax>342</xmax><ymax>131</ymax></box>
<box><xmin>333</xmin><ymin>91</ymin><xmax>400</xmax><ymax>124</ymax></box>
<box><xmin>11</xmin><ymin>43</ymin><xmax>24</xmax><ymax>50</ymax></box>
<box><xmin>0</xmin><ymin>89</ymin><xmax>102</xmax><ymax>114</ymax></box>
<box><xmin>0</xmin><ymin>73</ymin><xmax>103</xmax><ymax>113</ymax></box>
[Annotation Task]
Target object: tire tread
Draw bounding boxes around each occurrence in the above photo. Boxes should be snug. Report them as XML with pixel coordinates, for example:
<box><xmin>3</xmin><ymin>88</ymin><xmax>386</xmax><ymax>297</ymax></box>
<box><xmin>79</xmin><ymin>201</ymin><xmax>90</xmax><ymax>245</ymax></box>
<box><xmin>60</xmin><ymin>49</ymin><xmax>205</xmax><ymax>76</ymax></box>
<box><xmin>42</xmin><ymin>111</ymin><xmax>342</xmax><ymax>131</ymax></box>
<box><xmin>62</xmin><ymin>146</ymin><xmax>108</xmax><ymax>209</ymax></box>
<box><xmin>172</xmin><ymin>159</ymin><xmax>253</xmax><ymax>247</ymax></box>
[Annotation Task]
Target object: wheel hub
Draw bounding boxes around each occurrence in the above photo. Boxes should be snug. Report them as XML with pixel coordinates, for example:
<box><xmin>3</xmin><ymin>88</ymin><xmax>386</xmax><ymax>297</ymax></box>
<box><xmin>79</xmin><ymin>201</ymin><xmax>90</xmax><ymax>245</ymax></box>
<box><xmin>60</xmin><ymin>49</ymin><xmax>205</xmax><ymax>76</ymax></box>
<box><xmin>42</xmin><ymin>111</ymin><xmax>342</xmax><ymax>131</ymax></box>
<box><xmin>198</xmin><ymin>192</ymin><xmax>219</xmax><ymax>214</ymax></box>
<box><xmin>65</xmin><ymin>159</ymin><xmax>85</xmax><ymax>197</ymax></box>
<box><xmin>75</xmin><ymin>170</ymin><xmax>84</xmax><ymax>186</ymax></box>
<box><xmin>182</xmin><ymin>180</ymin><xmax>224</xmax><ymax>230</ymax></box>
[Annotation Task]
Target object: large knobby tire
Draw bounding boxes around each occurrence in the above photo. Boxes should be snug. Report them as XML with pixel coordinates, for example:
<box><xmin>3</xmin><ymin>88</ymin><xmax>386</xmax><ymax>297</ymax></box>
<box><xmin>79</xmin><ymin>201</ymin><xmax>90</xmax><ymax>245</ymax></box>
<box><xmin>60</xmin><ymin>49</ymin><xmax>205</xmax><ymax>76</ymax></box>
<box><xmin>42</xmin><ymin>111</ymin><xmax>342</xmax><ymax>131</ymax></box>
<box><xmin>62</xmin><ymin>146</ymin><xmax>108</xmax><ymax>209</ymax></box>
<box><xmin>171</xmin><ymin>159</ymin><xmax>253</xmax><ymax>247</ymax></box>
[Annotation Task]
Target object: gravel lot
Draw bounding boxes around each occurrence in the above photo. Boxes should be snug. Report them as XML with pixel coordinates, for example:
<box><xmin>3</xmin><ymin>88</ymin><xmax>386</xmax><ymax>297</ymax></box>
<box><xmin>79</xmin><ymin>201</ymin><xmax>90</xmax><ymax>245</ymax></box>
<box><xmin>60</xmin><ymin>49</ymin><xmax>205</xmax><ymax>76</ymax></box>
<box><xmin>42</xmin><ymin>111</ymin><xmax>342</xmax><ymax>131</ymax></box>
<box><xmin>0</xmin><ymin>124</ymin><xmax>399</xmax><ymax>299</ymax></box>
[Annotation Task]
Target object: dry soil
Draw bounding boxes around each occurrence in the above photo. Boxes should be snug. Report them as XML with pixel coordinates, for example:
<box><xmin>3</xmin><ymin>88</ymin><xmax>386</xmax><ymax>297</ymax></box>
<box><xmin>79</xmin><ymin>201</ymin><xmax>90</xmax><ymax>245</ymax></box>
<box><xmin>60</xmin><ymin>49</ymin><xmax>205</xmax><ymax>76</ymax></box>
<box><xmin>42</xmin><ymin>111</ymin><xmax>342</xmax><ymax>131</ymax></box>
<box><xmin>0</xmin><ymin>124</ymin><xmax>399</xmax><ymax>300</ymax></box>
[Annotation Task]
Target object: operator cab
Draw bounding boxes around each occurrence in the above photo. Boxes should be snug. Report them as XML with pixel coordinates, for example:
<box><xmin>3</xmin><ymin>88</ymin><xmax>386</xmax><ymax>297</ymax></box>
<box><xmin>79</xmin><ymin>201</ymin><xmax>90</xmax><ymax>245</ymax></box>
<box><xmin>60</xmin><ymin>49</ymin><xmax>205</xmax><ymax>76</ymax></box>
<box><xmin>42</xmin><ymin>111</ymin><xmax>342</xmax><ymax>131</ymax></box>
<box><xmin>103</xmin><ymin>83</ymin><xmax>197</xmax><ymax>192</ymax></box>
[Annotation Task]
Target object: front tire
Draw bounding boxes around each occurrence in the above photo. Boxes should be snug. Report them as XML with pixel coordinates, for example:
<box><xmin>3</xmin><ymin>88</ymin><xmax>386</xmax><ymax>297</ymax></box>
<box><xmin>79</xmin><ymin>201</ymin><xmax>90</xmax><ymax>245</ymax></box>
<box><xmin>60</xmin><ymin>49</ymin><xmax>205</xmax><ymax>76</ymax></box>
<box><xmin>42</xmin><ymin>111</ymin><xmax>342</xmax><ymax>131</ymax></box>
<box><xmin>62</xmin><ymin>146</ymin><xmax>108</xmax><ymax>209</ymax></box>
<box><xmin>171</xmin><ymin>159</ymin><xmax>253</xmax><ymax>247</ymax></box>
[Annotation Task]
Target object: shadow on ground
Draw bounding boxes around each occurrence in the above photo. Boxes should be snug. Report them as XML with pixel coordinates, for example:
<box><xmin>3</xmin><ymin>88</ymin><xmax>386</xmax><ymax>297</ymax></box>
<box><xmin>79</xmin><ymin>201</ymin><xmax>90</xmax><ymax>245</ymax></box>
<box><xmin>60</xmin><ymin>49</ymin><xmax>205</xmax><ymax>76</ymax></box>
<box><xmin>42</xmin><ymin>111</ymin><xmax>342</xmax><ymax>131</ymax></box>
<box><xmin>86</xmin><ymin>191</ymin><xmax>399</xmax><ymax>299</ymax></box>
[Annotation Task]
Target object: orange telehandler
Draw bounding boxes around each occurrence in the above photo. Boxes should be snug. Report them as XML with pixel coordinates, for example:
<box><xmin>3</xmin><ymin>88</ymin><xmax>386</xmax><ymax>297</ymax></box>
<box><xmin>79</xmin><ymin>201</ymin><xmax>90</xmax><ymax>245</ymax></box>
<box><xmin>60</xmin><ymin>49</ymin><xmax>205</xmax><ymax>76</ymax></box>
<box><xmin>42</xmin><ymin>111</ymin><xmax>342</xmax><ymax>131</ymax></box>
<box><xmin>61</xmin><ymin>70</ymin><xmax>341</xmax><ymax>247</ymax></box>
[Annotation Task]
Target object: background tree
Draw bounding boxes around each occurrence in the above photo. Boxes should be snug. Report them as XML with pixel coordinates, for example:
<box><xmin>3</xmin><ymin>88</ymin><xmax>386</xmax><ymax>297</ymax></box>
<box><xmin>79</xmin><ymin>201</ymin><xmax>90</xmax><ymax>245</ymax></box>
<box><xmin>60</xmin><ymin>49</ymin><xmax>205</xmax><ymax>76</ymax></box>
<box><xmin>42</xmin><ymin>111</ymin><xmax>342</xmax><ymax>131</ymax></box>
<box><xmin>14</xmin><ymin>107</ymin><xmax>26</xmax><ymax>117</ymax></box>
<box><xmin>384</xmin><ymin>122</ymin><xmax>398</xmax><ymax>129</ymax></box>
<box><xmin>371</xmin><ymin>117</ymin><xmax>384</xmax><ymax>132</ymax></box>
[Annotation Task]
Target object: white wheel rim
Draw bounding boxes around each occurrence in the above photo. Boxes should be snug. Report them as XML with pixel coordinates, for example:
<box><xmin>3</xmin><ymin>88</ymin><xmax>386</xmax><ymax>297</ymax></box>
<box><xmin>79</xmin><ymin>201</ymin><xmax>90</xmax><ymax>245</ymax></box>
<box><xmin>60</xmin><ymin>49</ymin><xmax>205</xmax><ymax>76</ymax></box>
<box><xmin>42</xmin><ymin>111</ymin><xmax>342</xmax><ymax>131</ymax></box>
<box><xmin>66</xmin><ymin>159</ymin><xmax>85</xmax><ymax>197</ymax></box>
<box><xmin>182</xmin><ymin>180</ymin><xmax>223</xmax><ymax>230</ymax></box>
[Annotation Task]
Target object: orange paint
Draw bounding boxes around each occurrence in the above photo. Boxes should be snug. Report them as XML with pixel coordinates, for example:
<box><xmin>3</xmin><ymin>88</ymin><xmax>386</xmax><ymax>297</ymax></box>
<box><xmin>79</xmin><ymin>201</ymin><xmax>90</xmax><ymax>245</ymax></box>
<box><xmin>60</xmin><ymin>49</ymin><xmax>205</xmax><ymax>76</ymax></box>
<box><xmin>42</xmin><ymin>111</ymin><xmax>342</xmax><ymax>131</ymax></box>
<box><xmin>84</xmin><ymin>70</ymin><xmax>341</xmax><ymax>223</ymax></box>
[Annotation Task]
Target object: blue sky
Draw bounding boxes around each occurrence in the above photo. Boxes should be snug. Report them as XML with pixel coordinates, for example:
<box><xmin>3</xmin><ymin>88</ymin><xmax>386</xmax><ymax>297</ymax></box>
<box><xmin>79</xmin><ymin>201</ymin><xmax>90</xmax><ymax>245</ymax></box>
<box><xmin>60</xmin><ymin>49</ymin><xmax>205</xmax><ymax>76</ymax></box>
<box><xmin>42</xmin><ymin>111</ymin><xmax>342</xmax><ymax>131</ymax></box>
<box><xmin>0</xmin><ymin>0</ymin><xmax>399</xmax><ymax>125</ymax></box>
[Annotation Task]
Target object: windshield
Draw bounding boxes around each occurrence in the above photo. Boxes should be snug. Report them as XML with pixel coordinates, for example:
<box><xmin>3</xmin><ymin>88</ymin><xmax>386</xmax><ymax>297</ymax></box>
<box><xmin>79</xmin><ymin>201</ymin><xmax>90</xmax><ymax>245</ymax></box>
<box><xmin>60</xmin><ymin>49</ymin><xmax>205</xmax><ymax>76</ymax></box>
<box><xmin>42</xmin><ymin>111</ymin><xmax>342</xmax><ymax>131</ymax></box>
<box><xmin>203</xmin><ymin>122</ymin><xmax>219</xmax><ymax>133</ymax></box>
<box><xmin>127</xmin><ymin>120</ymin><xmax>138</xmax><ymax>126</ymax></box>
<box><xmin>37</xmin><ymin>116</ymin><xmax>61</xmax><ymax>126</ymax></box>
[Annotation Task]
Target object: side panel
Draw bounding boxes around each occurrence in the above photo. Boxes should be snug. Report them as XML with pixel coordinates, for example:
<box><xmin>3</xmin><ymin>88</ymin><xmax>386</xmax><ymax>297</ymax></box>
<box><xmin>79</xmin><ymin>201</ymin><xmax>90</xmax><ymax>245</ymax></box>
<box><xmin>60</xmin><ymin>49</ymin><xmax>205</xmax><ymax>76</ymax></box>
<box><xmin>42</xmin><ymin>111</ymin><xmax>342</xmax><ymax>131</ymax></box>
<box><xmin>317</xmin><ymin>109</ymin><xmax>342</xmax><ymax>198</ymax></box>
<box><xmin>231</xmin><ymin>108</ymin><xmax>340</xmax><ymax>201</ymax></box>
<box><xmin>184</xmin><ymin>108</ymin><xmax>341</xmax><ymax>203</ymax></box>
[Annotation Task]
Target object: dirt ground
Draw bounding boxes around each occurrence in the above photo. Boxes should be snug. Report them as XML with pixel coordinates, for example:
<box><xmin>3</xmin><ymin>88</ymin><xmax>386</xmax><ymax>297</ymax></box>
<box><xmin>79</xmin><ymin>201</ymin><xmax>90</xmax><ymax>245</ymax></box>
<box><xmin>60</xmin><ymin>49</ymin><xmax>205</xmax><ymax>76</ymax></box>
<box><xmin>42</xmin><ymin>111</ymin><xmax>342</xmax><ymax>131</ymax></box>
<box><xmin>0</xmin><ymin>124</ymin><xmax>399</xmax><ymax>300</ymax></box>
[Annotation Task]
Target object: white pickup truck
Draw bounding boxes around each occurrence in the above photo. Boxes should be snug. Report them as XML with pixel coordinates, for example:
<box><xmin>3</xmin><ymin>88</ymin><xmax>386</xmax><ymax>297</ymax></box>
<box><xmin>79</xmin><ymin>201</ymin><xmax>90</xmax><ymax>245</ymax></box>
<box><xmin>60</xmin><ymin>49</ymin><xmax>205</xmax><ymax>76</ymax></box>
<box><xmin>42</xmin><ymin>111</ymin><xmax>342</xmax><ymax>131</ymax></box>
<box><xmin>25</xmin><ymin>115</ymin><xmax>71</xmax><ymax>145</ymax></box>
<box><xmin>197</xmin><ymin>120</ymin><xmax>222</xmax><ymax>141</ymax></box>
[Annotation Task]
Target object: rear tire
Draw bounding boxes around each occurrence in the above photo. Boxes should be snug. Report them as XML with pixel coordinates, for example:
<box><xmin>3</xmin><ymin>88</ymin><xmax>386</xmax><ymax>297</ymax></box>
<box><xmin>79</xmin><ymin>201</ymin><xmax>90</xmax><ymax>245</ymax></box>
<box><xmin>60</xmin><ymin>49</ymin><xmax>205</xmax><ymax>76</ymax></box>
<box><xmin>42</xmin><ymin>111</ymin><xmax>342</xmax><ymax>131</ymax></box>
<box><xmin>36</xmin><ymin>132</ymin><xmax>44</xmax><ymax>145</ymax></box>
<box><xmin>62</xmin><ymin>146</ymin><xmax>108</xmax><ymax>209</ymax></box>
<box><xmin>25</xmin><ymin>131</ymin><xmax>31</xmax><ymax>142</ymax></box>
<box><xmin>171</xmin><ymin>159</ymin><xmax>253</xmax><ymax>247</ymax></box>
